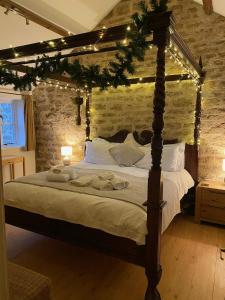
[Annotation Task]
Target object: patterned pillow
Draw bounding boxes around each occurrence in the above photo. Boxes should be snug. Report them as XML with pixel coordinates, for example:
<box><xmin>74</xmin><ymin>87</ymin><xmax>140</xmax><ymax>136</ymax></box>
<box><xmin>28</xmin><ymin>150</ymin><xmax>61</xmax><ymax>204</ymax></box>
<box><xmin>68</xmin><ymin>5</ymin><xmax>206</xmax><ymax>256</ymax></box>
<box><xmin>109</xmin><ymin>143</ymin><xmax>144</xmax><ymax>167</ymax></box>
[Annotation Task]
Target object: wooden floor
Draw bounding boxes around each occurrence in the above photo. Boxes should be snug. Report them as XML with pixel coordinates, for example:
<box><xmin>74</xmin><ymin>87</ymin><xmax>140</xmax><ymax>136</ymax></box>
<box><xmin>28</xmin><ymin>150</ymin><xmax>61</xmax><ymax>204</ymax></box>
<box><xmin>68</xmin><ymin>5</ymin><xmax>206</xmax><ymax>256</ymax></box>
<box><xmin>6</xmin><ymin>215</ymin><xmax>225</xmax><ymax>300</ymax></box>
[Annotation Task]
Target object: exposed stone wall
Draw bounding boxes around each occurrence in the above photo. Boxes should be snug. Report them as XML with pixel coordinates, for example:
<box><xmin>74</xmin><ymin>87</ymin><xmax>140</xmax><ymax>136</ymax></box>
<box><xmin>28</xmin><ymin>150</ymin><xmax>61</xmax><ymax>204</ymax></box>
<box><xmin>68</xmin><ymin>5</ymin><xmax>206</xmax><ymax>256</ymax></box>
<box><xmin>34</xmin><ymin>0</ymin><xmax>225</xmax><ymax>179</ymax></box>
<box><xmin>33</xmin><ymin>85</ymin><xmax>86</xmax><ymax>171</ymax></box>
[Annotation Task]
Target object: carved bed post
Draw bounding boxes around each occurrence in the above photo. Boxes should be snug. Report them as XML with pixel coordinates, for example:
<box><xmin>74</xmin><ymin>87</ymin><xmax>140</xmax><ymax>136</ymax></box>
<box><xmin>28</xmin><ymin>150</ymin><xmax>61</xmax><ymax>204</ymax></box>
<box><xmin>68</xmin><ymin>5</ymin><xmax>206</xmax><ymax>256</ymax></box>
<box><xmin>194</xmin><ymin>57</ymin><xmax>205</xmax><ymax>146</ymax></box>
<box><xmin>145</xmin><ymin>14</ymin><xmax>170</xmax><ymax>300</ymax></box>
<box><xmin>85</xmin><ymin>89</ymin><xmax>91</xmax><ymax>141</ymax></box>
<box><xmin>0</xmin><ymin>130</ymin><xmax>9</xmax><ymax>300</ymax></box>
<box><xmin>193</xmin><ymin>57</ymin><xmax>205</xmax><ymax>181</ymax></box>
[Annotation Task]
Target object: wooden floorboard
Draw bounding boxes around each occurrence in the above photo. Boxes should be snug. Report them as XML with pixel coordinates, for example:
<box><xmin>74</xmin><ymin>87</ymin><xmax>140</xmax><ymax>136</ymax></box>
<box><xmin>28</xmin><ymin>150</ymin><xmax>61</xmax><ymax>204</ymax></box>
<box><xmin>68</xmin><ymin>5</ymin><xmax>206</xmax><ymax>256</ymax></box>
<box><xmin>5</xmin><ymin>214</ymin><xmax>225</xmax><ymax>300</ymax></box>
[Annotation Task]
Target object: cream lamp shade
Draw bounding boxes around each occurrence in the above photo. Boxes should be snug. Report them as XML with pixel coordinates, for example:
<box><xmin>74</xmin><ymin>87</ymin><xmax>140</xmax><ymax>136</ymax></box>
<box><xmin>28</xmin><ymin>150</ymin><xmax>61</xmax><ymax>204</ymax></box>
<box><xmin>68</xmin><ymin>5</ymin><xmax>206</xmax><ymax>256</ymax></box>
<box><xmin>61</xmin><ymin>146</ymin><xmax>72</xmax><ymax>166</ymax></box>
<box><xmin>61</xmin><ymin>146</ymin><xmax>72</xmax><ymax>157</ymax></box>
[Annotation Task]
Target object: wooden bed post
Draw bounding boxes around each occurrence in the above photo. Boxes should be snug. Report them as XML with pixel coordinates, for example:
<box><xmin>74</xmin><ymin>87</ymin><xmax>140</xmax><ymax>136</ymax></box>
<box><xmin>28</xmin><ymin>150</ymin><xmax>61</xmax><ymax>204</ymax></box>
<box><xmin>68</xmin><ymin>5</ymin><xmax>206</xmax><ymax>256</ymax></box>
<box><xmin>193</xmin><ymin>57</ymin><xmax>205</xmax><ymax>182</ymax></box>
<box><xmin>194</xmin><ymin>57</ymin><xmax>205</xmax><ymax>146</ymax></box>
<box><xmin>85</xmin><ymin>89</ymin><xmax>91</xmax><ymax>141</ymax></box>
<box><xmin>145</xmin><ymin>14</ymin><xmax>170</xmax><ymax>300</ymax></box>
<box><xmin>0</xmin><ymin>132</ymin><xmax>9</xmax><ymax>300</ymax></box>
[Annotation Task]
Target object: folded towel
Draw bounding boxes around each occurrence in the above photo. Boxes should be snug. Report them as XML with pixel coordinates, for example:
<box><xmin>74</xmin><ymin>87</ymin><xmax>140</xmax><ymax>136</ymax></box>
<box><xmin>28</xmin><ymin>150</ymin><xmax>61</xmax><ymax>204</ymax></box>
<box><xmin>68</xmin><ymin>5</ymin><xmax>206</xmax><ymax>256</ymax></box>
<box><xmin>46</xmin><ymin>173</ymin><xmax>70</xmax><ymax>182</ymax></box>
<box><xmin>62</xmin><ymin>168</ymin><xmax>78</xmax><ymax>180</ymax></box>
<box><xmin>98</xmin><ymin>172</ymin><xmax>115</xmax><ymax>181</ymax></box>
<box><xmin>111</xmin><ymin>177</ymin><xmax>129</xmax><ymax>190</ymax></box>
<box><xmin>91</xmin><ymin>178</ymin><xmax>114</xmax><ymax>191</ymax></box>
<box><xmin>70</xmin><ymin>175</ymin><xmax>95</xmax><ymax>187</ymax></box>
<box><xmin>50</xmin><ymin>166</ymin><xmax>78</xmax><ymax>180</ymax></box>
<box><xmin>51</xmin><ymin>166</ymin><xmax>64</xmax><ymax>174</ymax></box>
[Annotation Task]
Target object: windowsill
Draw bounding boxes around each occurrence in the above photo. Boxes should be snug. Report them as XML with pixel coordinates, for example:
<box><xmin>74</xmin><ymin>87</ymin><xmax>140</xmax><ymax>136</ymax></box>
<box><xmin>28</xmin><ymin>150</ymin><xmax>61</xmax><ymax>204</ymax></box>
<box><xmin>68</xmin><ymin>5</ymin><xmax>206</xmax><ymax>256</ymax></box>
<box><xmin>2</xmin><ymin>145</ymin><xmax>26</xmax><ymax>152</ymax></box>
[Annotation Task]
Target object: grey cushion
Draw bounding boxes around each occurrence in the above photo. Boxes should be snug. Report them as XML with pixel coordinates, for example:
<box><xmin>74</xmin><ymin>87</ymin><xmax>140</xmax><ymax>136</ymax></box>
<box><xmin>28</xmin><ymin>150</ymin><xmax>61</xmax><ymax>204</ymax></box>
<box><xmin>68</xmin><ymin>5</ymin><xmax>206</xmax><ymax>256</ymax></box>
<box><xmin>109</xmin><ymin>143</ymin><xmax>144</xmax><ymax>167</ymax></box>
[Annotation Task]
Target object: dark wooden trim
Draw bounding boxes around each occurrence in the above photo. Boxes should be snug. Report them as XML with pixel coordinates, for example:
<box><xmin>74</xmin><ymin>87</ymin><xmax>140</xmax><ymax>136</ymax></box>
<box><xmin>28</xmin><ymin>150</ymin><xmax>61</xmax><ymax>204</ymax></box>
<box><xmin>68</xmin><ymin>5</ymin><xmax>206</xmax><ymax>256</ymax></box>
<box><xmin>99</xmin><ymin>130</ymin><xmax>130</xmax><ymax>143</ymax></box>
<box><xmin>128</xmin><ymin>74</ymin><xmax>189</xmax><ymax>84</ymax></box>
<box><xmin>85</xmin><ymin>91</ymin><xmax>91</xmax><ymax>141</ymax></box>
<box><xmin>4</xmin><ymin>206</ymin><xmax>146</xmax><ymax>267</ymax></box>
<box><xmin>0</xmin><ymin>24</ymin><xmax>129</xmax><ymax>60</ymax></box>
<box><xmin>194</xmin><ymin>57</ymin><xmax>205</xmax><ymax>146</ymax></box>
<box><xmin>145</xmin><ymin>25</ymin><xmax>169</xmax><ymax>299</ymax></box>
<box><xmin>0</xmin><ymin>0</ymin><xmax>69</xmax><ymax>36</ymax></box>
<box><xmin>185</xmin><ymin>144</ymin><xmax>198</xmax><ymax>183</ymax></box>
<box><xmin>2</xmin><ymin>42</ymin><xmax>154</xmax><ymax>67</ymax></box>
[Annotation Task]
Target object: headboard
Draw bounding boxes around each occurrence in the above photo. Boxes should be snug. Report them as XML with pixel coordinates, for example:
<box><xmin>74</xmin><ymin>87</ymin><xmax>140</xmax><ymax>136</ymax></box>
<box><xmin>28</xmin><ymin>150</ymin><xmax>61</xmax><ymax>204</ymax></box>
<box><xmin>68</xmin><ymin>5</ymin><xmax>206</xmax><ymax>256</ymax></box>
<box><xmin>99</xmin><ymin>130</ymin><xmax>198</xmax><ymax>182</ymax></box>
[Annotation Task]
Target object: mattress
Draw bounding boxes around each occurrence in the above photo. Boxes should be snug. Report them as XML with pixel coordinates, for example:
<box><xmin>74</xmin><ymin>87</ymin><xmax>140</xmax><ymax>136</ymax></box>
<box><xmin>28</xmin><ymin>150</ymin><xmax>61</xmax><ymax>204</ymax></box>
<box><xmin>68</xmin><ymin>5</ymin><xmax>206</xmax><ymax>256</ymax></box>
<box><xmin>4</xmin><ymin>162</ymin><xmax>194</xmax><ymax>245</ymax></box>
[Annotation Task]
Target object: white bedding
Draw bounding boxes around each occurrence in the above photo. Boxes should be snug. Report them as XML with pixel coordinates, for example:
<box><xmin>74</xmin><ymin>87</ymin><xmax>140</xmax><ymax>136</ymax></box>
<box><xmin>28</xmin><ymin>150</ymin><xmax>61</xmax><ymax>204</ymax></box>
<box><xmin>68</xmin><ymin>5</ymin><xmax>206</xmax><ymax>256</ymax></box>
<box><xmin>4</xmin><ymin>161</ymin><xmax>194</xmax><ymax>245</ymax></box>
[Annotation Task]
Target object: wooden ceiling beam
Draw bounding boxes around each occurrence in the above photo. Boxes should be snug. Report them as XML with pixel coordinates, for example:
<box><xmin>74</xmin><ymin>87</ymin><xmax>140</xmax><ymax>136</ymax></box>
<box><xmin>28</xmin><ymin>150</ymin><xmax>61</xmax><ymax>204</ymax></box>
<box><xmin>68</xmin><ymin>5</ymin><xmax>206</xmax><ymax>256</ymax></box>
<box><xmin>2</xmin><ymin>59</ymin><xmax>74</xmax><ymax>84</ymax></box>
<box><xmin>0</xmin><ymin>0</ymin><xmax>69</xmax><ymax>36</ymax></box>
<box><xmin>202</xmin><ymin>0</ymin><xmax>213</xmax><ymax>15</ymax></box>
<box><xmin>0</xmin><ymin>24</ymin><xmax>128</xmax><ymax>60</ymax></box>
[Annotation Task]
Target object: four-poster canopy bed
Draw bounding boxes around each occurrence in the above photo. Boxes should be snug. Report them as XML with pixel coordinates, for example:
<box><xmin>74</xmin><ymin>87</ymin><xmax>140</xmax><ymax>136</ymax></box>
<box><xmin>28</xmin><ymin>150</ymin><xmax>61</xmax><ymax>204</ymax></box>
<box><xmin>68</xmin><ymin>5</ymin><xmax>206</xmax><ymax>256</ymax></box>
<box><xmin>0</xmin><ymin>1</ymin><xmax>206</xmax><ymax>299</ymax></box>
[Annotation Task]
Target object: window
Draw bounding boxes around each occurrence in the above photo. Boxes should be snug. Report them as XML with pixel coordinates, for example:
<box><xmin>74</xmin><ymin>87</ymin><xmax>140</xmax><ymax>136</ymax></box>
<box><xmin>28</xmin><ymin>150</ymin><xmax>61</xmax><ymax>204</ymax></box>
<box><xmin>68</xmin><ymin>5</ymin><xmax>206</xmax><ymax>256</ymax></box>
<box><xmin>0</xmin><ymin>99</ymin><xmax>25</xmax><ymax>147</ymax></box>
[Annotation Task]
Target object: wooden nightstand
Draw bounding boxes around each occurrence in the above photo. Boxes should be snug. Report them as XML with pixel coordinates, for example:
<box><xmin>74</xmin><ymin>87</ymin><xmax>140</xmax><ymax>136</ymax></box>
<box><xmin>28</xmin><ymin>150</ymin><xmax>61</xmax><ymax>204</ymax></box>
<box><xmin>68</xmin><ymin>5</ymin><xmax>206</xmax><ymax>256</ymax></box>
<box><xmin>195</xmin><ymin>181</ymin><xmax>225</xmax><ymax>225</ymax></box>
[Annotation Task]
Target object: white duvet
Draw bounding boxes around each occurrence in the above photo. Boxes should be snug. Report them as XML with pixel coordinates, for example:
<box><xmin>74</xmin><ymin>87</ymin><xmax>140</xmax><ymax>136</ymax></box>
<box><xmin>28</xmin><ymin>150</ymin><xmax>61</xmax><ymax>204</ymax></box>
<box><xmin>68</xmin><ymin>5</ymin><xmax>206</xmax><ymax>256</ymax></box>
<box><xmin>4</xmin><ymin>161</ymin><xmax>194</xmax><ymax>245</ymax></box>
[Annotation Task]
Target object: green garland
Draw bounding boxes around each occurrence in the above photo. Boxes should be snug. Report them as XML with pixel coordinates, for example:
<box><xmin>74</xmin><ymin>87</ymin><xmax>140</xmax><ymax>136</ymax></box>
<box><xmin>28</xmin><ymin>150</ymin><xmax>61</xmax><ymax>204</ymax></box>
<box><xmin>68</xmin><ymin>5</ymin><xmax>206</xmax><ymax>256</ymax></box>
<box><xmin>0</xmin><ymin>0</ymin><xmax>168</xmax><ymax>91</ymax></box>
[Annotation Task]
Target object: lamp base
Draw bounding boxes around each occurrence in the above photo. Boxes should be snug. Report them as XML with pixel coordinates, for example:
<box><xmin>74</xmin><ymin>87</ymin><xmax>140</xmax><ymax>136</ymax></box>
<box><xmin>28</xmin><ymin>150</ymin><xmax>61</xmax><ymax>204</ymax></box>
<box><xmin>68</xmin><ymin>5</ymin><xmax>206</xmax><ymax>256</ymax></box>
<box><xmin>63</xmin><ymin>158</ymin><xmax>71</xmax><ymax>166</ymax></box>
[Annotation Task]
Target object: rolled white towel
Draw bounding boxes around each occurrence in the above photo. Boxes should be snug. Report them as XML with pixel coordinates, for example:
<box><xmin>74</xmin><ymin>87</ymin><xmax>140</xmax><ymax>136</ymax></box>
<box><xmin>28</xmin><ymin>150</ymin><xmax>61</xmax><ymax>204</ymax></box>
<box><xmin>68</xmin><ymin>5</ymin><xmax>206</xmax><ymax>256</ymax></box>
<box><xmin>98</xmin><ymin>172</ymin><xmax>115</xmax><ymax>181</ymax></box>
<box><xmin>46</xmin><ymin>173</ymin><xmax>70</xmax><ymax>182</ymax></box>
<box><xmin>50</xmin><ymin>166</ymin><xmax>77</xmax><ymax>180</ymax></box>
<box><xmin>91</xmin><ymin>178</ymin><xmax>114</xmax><ymax>191</ymax></box>
<box><xmin>70</xmin><ymin>175</ymin><xmax>95</xmax><ymax>187</ymax></box>
<box><xmin>62</xmin><ymin>167</ymin><xmax>78</xmax><ymax>180</ymax></box>
<box><xmin>51</xmin><ymin>166</ymin><xmax>64</xmax><ymax>174</ymax></box>
<box><xmin>111</xmin><ymin>177</ymin><xmax>129</xmax><ymax>190</ymax></box>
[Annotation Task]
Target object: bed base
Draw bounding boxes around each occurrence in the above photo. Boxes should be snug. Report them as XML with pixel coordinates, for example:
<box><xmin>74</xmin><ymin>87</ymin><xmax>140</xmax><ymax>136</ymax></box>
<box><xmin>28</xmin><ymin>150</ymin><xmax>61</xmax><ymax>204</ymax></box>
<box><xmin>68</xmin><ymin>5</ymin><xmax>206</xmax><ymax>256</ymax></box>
<box><xmin>5</xmin><ymin>206</ymin><xmax>146</xmax><ymax>267</ymax></box>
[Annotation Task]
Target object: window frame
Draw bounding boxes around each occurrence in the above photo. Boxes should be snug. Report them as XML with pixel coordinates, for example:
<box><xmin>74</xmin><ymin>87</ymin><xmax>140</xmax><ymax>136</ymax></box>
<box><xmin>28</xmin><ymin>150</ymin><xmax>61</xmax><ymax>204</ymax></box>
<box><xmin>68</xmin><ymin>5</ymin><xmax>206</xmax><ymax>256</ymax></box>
<box><xmin>0</xmin><ymin>96</ymin><xmax>25</xmax><ymax>148</ymax></box>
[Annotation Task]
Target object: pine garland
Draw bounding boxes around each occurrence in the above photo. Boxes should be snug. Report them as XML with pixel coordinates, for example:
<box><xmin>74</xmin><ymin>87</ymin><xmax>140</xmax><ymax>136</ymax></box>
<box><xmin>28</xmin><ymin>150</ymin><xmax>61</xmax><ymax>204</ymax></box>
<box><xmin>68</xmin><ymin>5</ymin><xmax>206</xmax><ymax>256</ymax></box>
<box><xmin>0</xmin><ymin>0</ymin><xmax>168</xmax><ymax>91</ymax></box>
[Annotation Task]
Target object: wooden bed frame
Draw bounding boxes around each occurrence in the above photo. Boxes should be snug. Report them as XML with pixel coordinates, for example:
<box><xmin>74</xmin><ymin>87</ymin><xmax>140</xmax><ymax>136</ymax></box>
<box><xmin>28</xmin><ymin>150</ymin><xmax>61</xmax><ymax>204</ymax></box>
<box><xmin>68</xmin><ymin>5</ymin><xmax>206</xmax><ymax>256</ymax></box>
<box><xmin>1</xmin><ymin>8</ymin><xmax>206</xmax><ymax>300</ymax></box>
<box><xmin>5</xmin><ymin>139</ymin><xmax>198</xmax><ymax>257</ymax></box>
<box><xmin>4</xmin><ymin>132</ymin><xmax>198</xmax><ymax>294</ymax></box>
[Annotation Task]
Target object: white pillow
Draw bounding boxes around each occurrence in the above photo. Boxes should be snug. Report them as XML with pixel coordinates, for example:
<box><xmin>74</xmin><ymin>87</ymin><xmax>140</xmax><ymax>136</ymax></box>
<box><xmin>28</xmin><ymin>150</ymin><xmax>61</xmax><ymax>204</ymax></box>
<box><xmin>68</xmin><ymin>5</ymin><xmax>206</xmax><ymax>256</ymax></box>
<box><xmin>109</xmin><ymin>143</ymin><xmax>144</xmax><ymax>167</ymax></box>
<box><xmin>85</xmin><ymin>141</ymin><xmax>117</xmax><ymax>165</ymax></box>
<box><xmin>162</xmin><ymin>145</ymin><xmax>181</xmax><ymax>171</ymax></box>
<box><xmin>135</xmin><ymin>143</ymin><xmax>185</xmax><ymax>172</ymax></box>
<box><xmin>135</xmin><ymin>147</ymin><xmax>151</xmax><ymax>169</ymax></box>
<box><xmin>163</xmin><ymin>143</ymin><xmax>185</xmax><ymax>171</ymax></box>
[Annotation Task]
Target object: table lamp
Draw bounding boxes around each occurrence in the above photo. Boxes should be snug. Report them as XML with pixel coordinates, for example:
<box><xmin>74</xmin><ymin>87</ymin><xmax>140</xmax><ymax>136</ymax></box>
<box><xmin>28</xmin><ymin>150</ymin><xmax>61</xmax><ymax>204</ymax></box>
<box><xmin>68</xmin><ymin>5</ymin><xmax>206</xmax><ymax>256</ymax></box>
<box><xmin>61</xmin><ymin>146</ymin><xmax>72</xmax><ymax>166</ymax></box>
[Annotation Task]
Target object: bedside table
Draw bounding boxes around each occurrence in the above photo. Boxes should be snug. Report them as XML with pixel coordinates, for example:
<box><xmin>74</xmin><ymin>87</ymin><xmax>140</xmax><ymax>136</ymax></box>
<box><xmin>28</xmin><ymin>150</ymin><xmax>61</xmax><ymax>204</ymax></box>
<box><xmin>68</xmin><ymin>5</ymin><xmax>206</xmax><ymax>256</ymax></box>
<box><xmin>195</xmin><ymin>181</ymin><xmax>225</xmax><ymax>225</ymax></box>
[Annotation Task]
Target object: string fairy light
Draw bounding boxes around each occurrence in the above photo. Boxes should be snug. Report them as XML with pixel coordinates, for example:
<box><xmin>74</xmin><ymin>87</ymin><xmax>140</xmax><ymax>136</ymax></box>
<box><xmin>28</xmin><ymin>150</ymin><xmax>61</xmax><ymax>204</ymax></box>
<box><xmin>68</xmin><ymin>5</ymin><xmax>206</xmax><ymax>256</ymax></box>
<box><xmin>167</xmin><ymin>42</ymin><xmax>201</xmax><ymax>87</ymax></box>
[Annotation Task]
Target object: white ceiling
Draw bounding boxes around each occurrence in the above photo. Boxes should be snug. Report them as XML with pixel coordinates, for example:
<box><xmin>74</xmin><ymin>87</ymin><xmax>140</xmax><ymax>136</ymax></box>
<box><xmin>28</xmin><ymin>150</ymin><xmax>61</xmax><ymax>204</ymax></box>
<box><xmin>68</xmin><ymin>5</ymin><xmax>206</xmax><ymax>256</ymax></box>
<box><xmin>0</xmin><ymin>6</ymin><xmax>60</xmax><ymax>50</ymax></box>
<box><xmin>0</xmin><ymin>0</ymin><xmax>120</xmax><ymax>50</ymax></box>
<box><xmin>14</xmin><ymin>0</ymin><xmax>120</xmax><ymax>33</ymax></box>
<box><xmin>194</xmin><ymin>0</ymin><xmax>225</xmax><ymax>17</ymax></box>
